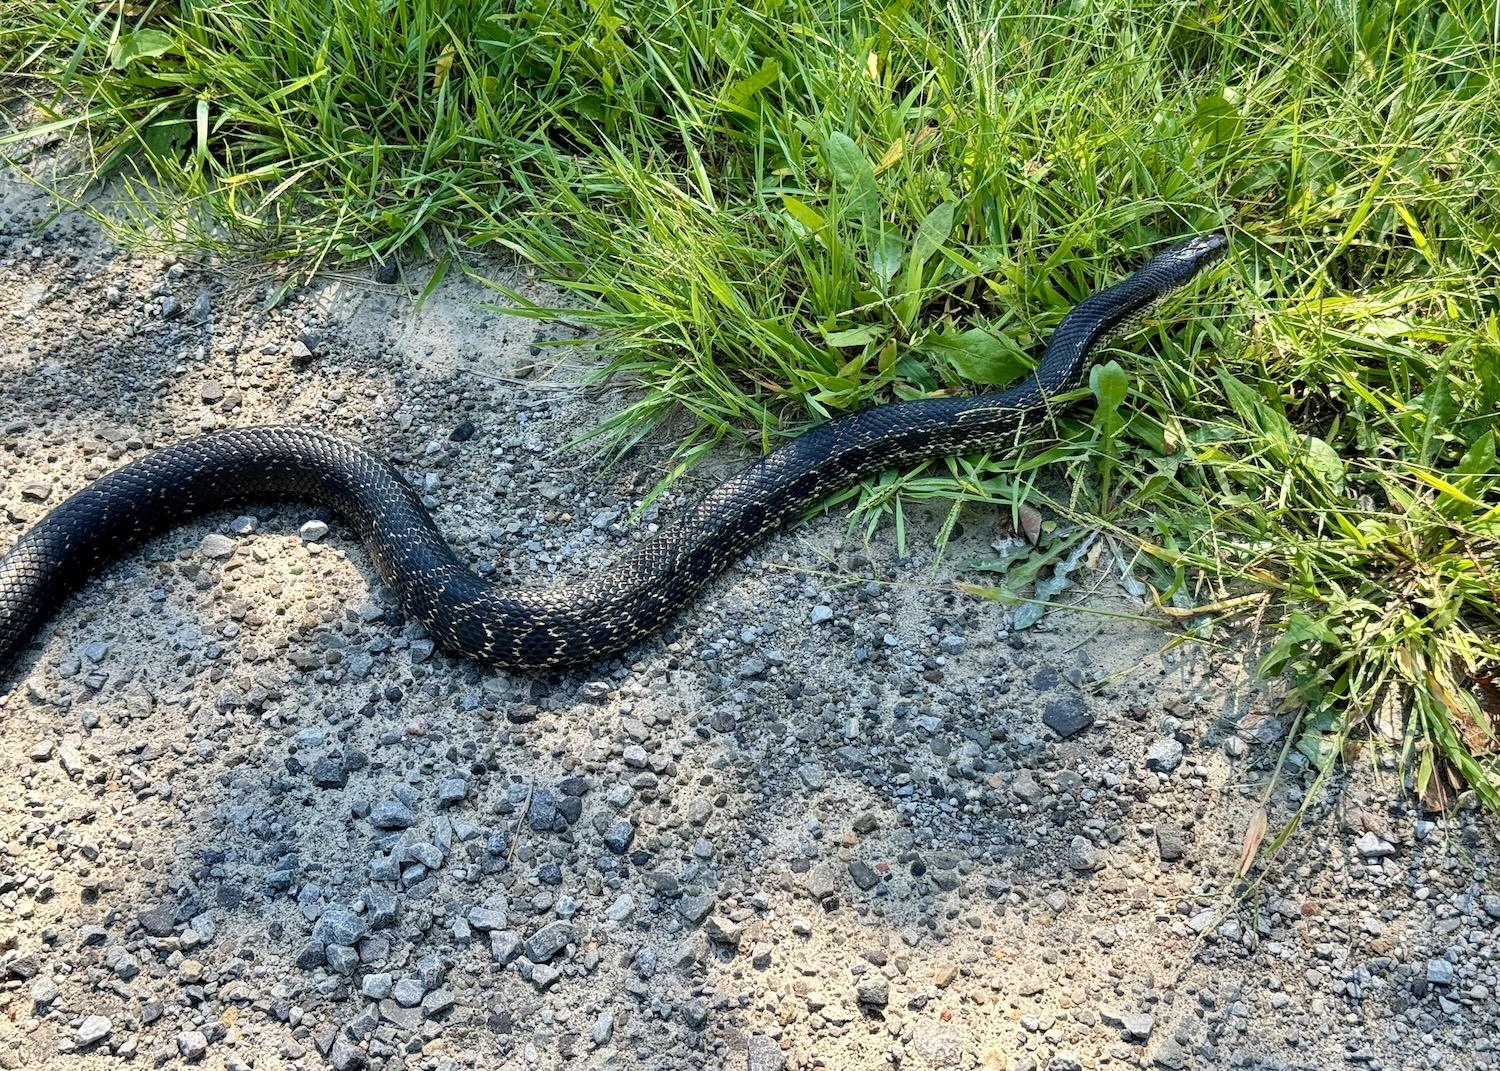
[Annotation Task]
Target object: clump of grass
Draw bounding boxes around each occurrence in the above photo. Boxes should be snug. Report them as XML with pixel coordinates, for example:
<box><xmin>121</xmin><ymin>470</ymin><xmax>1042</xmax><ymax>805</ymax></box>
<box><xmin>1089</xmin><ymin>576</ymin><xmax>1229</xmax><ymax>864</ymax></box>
<box><xmin>4</xmin><ymin>0</ymin><xmax>1498</xmax><ymax>815</ymax></box>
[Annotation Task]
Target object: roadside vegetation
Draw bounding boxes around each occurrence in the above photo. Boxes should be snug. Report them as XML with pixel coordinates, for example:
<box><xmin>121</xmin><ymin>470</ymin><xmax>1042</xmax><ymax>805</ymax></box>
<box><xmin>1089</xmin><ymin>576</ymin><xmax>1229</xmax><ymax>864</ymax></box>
<box><xmin>3</xmin><ymin>0</ymin><xmax>1497</xmax><ymax>824</ymax></box>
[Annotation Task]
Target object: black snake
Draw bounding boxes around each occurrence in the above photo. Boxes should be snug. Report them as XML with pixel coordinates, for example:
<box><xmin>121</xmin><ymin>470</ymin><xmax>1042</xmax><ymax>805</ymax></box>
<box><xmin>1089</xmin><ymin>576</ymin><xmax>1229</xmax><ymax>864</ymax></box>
<box><xmin>0</xmin><ymin>233</ymin><xmax>1226</xmax><ymax>672</ymax></box>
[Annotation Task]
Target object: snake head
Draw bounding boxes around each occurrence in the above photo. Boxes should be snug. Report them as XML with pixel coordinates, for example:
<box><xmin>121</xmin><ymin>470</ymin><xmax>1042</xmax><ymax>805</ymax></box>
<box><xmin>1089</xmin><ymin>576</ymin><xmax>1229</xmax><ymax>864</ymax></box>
<box><xmin>1149</xmin><ymin>231</ymin><xmax>1230</xmax><ymax>288</ymax></box>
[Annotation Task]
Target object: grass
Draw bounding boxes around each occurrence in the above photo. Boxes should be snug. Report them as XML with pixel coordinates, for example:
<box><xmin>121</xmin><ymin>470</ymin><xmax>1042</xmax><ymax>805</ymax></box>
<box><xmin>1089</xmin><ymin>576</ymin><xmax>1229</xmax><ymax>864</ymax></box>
<box><xmin>3</xmin><ymin>0</ymin><xmax>1498</xmax><ymax>827</ymax></box>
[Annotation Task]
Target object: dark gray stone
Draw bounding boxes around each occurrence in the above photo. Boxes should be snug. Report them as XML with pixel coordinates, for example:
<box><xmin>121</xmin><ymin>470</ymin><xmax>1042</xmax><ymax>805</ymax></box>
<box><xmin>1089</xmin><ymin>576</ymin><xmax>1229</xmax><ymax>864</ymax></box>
<box><xmin>1041</xmin><ymin>695</ymin><xmax>1093</xmax><ymax>739</ymax></box>
<box><xmin>524</xmin><ymin>921</ymin><xmax>576</xmax><ymax>963</ymax></box>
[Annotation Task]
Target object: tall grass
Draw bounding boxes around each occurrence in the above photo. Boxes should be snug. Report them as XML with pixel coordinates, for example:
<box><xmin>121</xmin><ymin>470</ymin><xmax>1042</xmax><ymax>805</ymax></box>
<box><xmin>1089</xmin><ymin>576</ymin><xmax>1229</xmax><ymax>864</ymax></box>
<box><xmin>4</xmin><ymin>0</ymin><xmax>1498</xmax><ymax>814</ymax></box>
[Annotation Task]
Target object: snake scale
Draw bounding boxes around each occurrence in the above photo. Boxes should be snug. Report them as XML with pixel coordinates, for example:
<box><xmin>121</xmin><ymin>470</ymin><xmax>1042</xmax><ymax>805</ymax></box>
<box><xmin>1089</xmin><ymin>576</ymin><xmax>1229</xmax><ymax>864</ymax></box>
<box><xmin>0</xmin><ymin>233</ymin><xmax>1226</xmax><ymax>673</ymax></box>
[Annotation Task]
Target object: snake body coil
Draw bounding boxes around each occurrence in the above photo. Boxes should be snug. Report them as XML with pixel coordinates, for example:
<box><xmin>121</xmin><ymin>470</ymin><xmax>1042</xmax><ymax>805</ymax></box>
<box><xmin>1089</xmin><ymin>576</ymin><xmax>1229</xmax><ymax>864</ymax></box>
<box><xmin>0</xmin><ymin>234</ymin><xmax>1226</xmax><ymax>672</ymax></box>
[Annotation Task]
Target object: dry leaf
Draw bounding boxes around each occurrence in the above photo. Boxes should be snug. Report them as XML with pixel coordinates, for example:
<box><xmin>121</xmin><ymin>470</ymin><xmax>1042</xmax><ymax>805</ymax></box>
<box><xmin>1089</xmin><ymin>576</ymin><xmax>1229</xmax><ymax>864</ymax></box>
<box><xmin>1420</xmin><ymin>759</ymin><xmax>1451</xmax><ymax>812</ymax></box>
<box><xmin>1018</xmin><ymin>502</ymin><xmax>1042</xmax><ymax>545</ymax></box>
<box><xmin>432</xmin><ymin>45</ymin><xmax>455</xmax><ymax>88</ymax></box>
<box><xmin>1237</xmin><ymin>805</ymin><xmax>1268</xmax><ymax>877</ymax></box>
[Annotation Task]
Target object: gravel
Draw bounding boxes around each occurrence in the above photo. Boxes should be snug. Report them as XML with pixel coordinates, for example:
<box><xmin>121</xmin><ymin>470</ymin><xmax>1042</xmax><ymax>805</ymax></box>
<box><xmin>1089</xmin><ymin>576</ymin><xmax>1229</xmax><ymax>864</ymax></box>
<box><xmin>1</xmin><ymin>148</ymin><xmax>1496</xmax><ymax>1071</ymax></box>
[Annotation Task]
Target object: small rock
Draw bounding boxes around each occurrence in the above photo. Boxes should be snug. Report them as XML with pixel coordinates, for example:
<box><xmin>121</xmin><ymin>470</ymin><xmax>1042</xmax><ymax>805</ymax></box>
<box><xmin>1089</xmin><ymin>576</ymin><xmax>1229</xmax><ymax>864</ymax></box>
<box><xmin>603</xmin><ymin>818</ymin><xmax>635</xmax><ymax>854</ymax></box>
<box><xmin>856</xmin><ymin>976</ymin><xmax>890</xmax><ymax>1007</ymax></box>
<box><xmin>848</xmin><ymin>860</ymin><xmax>880</xmax><ymax>891</ymax></box>
<box><xmin>1156</xmin><ymin>826</ymin><xmax>1186</xmax><ymax>861</ymax></box>
<box><xmin>176</xmin><ymin>1030</ymin><xmax>208</xmax><ymax>1060</ymax></box>
<box><xmin>139</xmin><ymin>905</ymin><xmax>176</xmax><ymax>937</ymax></box>
<box><xmin>30</xmin><ymin>976</ymin><xmax>59</xmax><ymax>1007</ymax></box>
<box><xmin>467</xmin><ymin>903</ymin><xmax>507</xmax><ymax>931</ymax></box>
<box><xmin>436</xmin><ymin>774</ymin><xmax>468</xmax><ymax>805</ymax></box>
<box><xmin>360</xmin><ymin>973</ymin><xmax>393</xmax><ymax>1000</ymax></box>
<box><xmin>1145</xmin><ymin>737</ymin><xmax>1185</xmax><ymax>773</ymax></box>
<box><xmin>490</xmin><ymin>930</ymin><xmax>522</xmax><ymax>965</ymax></box>
<box><xmin>76</xmin><ymin>1016</ymin><xmax>112</xmax><ymax>1046</ymax></box>
<box><xmin>313</xmin><ymin>906</ymin><xmax>368</xmax><ymax>948</ymax></box>
<box><xmin>311</xmin><ymin>756</ymin><xmax>347</xmax><ymax>788</ymax></box>
<box><xmin>392</xmin><ymin>977</ymin><xmax>426</xmax><ymax>1007</ymax></box>
<box><xmin>532</xmin><ymin>962</ymin><xmax>561</xmax><ymax>990</ymax></box>
<box><xmin>1427</xmin><ymin>959</ymin><xmax>1455</xmax><ymax>986</ymax></box>
<box><xmin>591</xmin><ymin>1007</ymin><xmax>615</xmax><ymax>1046</ymax></box>
<box><xmin>747</xmin><ymin>1034</ymin><xmax>786</xmax><ymax>1071</ymax></box>
<box><xmin>1355</xmin><ymin>831</ymin><xmax>1396</xmax><ymax>859</ymax></box>
<box><xmin>198</xmin><ymin>533</ymin><xmax>236</xmax><ymax>558</ymax></box>
<box><xmin>677</xmin><ymin>893</ymin><xmax>714</xmax><ymax>924</ymax></box>
<box><xmin>330</xmin><ymin>1040</ymin><xmax>368</xmax><ymax>1071</ymax></box>
<box><xmin>421</xmin><ymin>988</ymin><xmax>455</xmax><ymax>1017</ymax></box>
<box><xmin>806</xmin><ymin>863</ymin><xmax>837</xmax><ymax>900</ymax></box>
<box><xmin>326</xmin><ymin>944</ymin><xmax>360</xmax><ymax>975</ymax></box>
<box><xmin>527</xmin><ymin>787</ymin><xmax>559</xmax><ymax>831</ymax></box>
<box><xmin>1066</xmin><ymin>835</ymin><xmax>1099</xmax><ymax>872</ymax></box>
<box><xmin>369</xmin><ymin>799</ymin><xmax>414</xmax><ymax>830</ymax></box>
<box><xmin>606</xmin><ymin>894</ymin><xmax>635</xmax><ymax>923</ymax></box>
<box><xmin>524</xmin><ymin>921</ymin><xmax>576</xmax><ymax>963</ymax></box>
<box><xmin>1152</xmin><ymin>1038</ymin><xmax>1187</xmax><ymax>1070</ymax></box>
<box><xmin>705</xmin><ymin>915</ymin><xmax>744</xmax><ymax>948</ymax></box>
<box><xmin>1010</xmin><ymin>769</ymin><xmax>1045</xmax><ymax>804</ymax></box>
<box><xmin>1041</xmin><ymin>696</ymin><xmax>1093</xmax><ymax>739</ymax></box>
<box><xmin>299</xmin><ymin>519</ymin><xmax>330</xmax><ymax>542</ymax></box>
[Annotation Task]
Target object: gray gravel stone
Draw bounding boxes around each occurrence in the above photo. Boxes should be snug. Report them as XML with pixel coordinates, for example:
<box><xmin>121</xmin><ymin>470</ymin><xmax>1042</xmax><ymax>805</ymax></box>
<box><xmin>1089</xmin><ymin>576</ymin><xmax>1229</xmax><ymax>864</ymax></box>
<box><xmin>360</xmin><ymin>973</ymin><xmax>393</xmax><ymax>999</ymax></box>
<box><xmin>848</xmin><ymin>860</ymin><xmax>880</xmax><ymax>890</ymax></box>
<box><xmin>369</xmin><ymin>799</ymin><xmax>415</xmax><ymax>830</ymax></box>
<box><xmin>139</xmin><ymin>904</ymin><xmax>175</xmax><ymax>937</ymax></box>
<box><xmin>176</xmin><ymin>1029</ymin><xmax>208</xmax><ymax>1060</ymax></box>
<box><xmin>1067</xmin><ymin>835</ymin><xmax>1100</xmax><ymax>872</ymax></box>
<box><xmin>330</xmin><ymin>1040</ymin><xmax>368</xmax><ymax>1071</ymax></box>
<box><xmin>1041</xmin><ymin>695</ymin><xmax>1093</xmax><ymax>738</ymax></box>
<box><xmin>392</xmin><ymin>976</ymin><xmax>426</xmax><ymax>1007</ymax></box>
<box><xmin>198</xmin><ymin>532</ymin><xmax>236</xmax><ymax>558</ymax></box>
<box><xmin>1145</xmin><ymin>737</ymin><xmax>1184</xmax><ymax>772</ymax></box>
<box><xmin>524</xmin><ymin>921</ymin><xmax>576</xmax><ymax>962</ymax></box>
<box><xmin>1355</xmin><ymin>831</ymin><xmax>1395</xmax><ymax>858</ymax></box>
<box><xmin>467</xmin><ymin>902</ymin><xmax>507</xmax><ymax>931</ymax></box>
<box><xmin>806</xmin><ymin>863</ymin><xmax>837</xmax><ymax>899</ymax></box>
<box><xmin>856</xmin><ymin>976</ymin><xmax>889</xmax><ymax>1006</ymax></box>
<box><xmin>313</xmin><ymin>905</ymin><xmax>368</xmax><ymax>947</ymax></box>
<box><xmin>311</xmin><ymin>756</ymin><xmax>347</xmax><ymax>788</ymax></box>
<box><xmin>490</xmin><ymin>930</ymin><xmax>522</xmax><ymax>965</ymax></box>
<box><xmin>1156</xmin><ymin>826</ymin><xmax>1186</xmax><ymax>861</ymax></box>
<box><xmin>603</xmin><ymin>818</ymin><xmax>635</xmax><ymax>854</ymax></box>
<box><xmin>76</xmin><ymin>1015</ymin><xmax>112</xmax><ymax>1046</ymax></box>
<box><xmin>30</xmin><ymin>976</ymin><xmax>58</xmax><ymax>1007</ymax></box>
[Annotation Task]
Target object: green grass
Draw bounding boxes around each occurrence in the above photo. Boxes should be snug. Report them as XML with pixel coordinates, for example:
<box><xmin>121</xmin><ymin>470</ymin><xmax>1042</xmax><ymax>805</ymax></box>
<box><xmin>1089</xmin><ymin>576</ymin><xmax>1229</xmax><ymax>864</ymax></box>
<box><xmin>4</xmin><ymin>0</ymin><xmax>1498</xmax><ymax>820</ymax></box>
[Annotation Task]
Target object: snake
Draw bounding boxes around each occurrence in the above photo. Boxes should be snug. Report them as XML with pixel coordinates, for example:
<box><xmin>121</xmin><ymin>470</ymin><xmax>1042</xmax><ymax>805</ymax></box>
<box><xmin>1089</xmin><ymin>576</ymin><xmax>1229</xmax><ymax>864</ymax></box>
<box><xmin>0</xmin><ymin>232</ymin><xmax>1226</xmax><ymax>673</ymax></box>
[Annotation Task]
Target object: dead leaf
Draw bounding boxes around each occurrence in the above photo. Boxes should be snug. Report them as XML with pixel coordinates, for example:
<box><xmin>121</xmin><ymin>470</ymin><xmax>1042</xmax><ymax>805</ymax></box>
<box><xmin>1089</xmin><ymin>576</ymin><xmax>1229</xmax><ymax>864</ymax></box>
<box><xmin>432</xmin><ymin>45</ymin><xmax>455</xmax><ymax>88</ymax></box>
<box><xmin>1420</xmin><ymin>758</ymin><xmax>1451</xmax><ymax>812</ymax></box>
<box><xmin>1018</xmin><ymin>502</ymin><xmax>1042</xmax><ymax>545</ymax></box>
<box><xmin>1237</xmin><ymin>805</ymin><xmax>1268</xmax><ymax>877</ymax></box>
